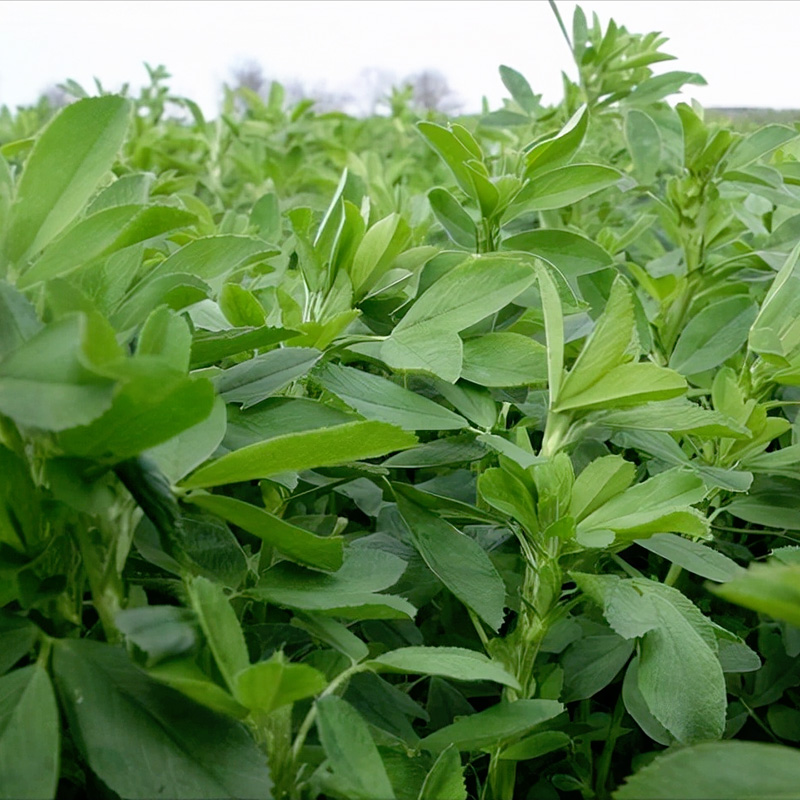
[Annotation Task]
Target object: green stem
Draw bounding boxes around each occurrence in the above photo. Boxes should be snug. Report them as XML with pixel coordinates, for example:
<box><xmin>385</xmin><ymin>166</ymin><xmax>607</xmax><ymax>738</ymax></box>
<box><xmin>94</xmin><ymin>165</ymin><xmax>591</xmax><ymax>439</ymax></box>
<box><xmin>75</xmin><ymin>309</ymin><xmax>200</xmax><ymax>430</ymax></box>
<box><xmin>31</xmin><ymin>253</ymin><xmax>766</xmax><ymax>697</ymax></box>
<box><xmin>541</xmin><ymin>411</ymin><xmax>571</xmax><ymax>458</ymax></box>
<box><xmin>594</xmin><ymin>694</ymin><xmax>626</xmax><ymax>799</ymax></box>
<box><xmin>290</xmin><ymin>662</ymin><xmax>368</xmax><ymax>764</ymax></box>
<box><xmin>664</xmin><ymin>563</ymin><xmax>683</xmax><ymax>587</ymax></box>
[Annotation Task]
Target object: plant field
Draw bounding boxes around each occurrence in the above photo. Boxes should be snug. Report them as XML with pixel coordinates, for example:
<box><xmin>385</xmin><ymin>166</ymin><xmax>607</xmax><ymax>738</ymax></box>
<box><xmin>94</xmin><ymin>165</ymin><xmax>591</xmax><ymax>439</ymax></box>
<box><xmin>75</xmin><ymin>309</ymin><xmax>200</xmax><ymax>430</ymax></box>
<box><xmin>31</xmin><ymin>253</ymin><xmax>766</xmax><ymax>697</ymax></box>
<box><xmin>2</xmin><ymin>7</ymin><xmax>800</xmax><ymax>800</ymax></box>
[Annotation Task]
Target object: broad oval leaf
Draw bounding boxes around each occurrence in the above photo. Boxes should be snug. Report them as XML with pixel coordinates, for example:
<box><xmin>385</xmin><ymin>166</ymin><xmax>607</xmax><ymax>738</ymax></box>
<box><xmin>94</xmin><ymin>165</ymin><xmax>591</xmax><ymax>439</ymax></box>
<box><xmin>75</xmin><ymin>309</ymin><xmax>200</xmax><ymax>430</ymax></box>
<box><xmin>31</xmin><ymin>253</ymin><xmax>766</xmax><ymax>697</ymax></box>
<box><xmin>316</xmin><ymin>695</ymin><xmax>396</xmax><ymax>800</ymax></box>
<box><xmin>508</xmin><ymin>163</ymin><xmax>621</xmax><ymax>216</ymax></box>
<box><xmin>187</xmin><ymin>493</ymin><xmax>344</xmax><ymax>572</ymax></box>
<box><xmin>315</xmin><ymin>361</ymin><xmax>467</xmax><ymax>431</ymax></box>
<box><xmin>461</xmin><ymin>333</ymin><xmax>547</xmax><ymax>387</ymax></box>
<box><xmin>0</xmin><ymin>666</ymin><xmax>59</xmax><ymax>800</ymax></box>
<box><xmin>181</xmin><ymin>420</ymin><xmax>416</xmax><ymax>489</ymax></box>
<box><xmin>52</xmin><ymin>639</ymin><xmax>273</xmax><ymax>800</ymax></box>
<box><xmin>614</xmin><ymin>741</ymin><xmax>800</xmax><ymax>800</ymax></box>
<box><xmin>428</xmin><ymin>188</ymin><xmax>477</xmax><ymax>250</ymax></box>
<box><xmin>501</xmin><ymin>229</ymin><xmax>613</xmax><ymax>281</ymax></box>
<box><xmin>369</xmin><ymin>646</ymin><xmax>520</xmax><ymax>690</ymax></box>
<box><xmin>669</xmin><ymin>297</ymin><xmax>758</xmax><ymax>375</ymax></box>
<box><xmin>710</xmin><ymin>563</ymin><xmax>800</xmax><ymax>627</ymax></box>
<box><xmin>420</xmin><ymin>699</ymin><xmax>563</xmax><ymax>753</ymax></box>
<box><xmin>394</xmin><ymin>489</ymin><xmax>506</xmax><ymax>632</ymax></box>
<box><xmin>5</xmin><ymin>96</ymin><xmax>131</xmax><ymax>264</ymax></box>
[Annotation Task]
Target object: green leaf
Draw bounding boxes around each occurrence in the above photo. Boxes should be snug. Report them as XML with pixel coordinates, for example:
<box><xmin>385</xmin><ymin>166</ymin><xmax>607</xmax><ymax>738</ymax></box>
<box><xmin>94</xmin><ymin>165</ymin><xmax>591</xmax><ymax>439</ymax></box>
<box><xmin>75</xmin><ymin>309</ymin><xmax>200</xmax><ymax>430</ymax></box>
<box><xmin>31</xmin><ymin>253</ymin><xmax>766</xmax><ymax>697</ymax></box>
<box><xmin>137</xmin><ymin>305</ymin><xmax>192</xmax><ymax>371</ymax></box>
<box><xmin>636</xmin><ymin>534</ymin><xmax>745</xmax><ymax>582</ymax></box>
<box><xmin>185</xmin><ymin>576</ymin><xmax>250</xmax><ymax>694</ymax></box>
<box><xmin>622</xmin><ymin>657</ymin><xmax>673</xmax><ymax>746</ymax></box>
<box><xmin>219</xmin><ymin>283</ymin><xmax>266</xmax><ymax>327</ymax></box>
<box><xmin>417</xmin><ymin>123</ymin><xmax>497</xmax><ymax>215</ymax></box>
<box><xmin>570</xmin><ymin>455</ymin><xmax>636</xmax><ymax>521</ymax></box>
<box><xmin>187</xmin><ymin>493</ymin><xmax>344</xmax><ymax>572</ymax></box>
<box><xmin>498</xmin><ymin>731</ymin><xmax>571</xmax><ymax>761</ymax></box>
<box><xmin>145</xmin><ymin>395</ymin><xmax>227</xmax><ymax>483</ymax></box>
<box><xmin>394</xmin><ymin>490</ymin><xmax>506</xmax><ymax>632</ymax></box>
<box><xmin>0</xmin><ymin>445</ymin><xmax>40</xmax><ymax>553</ymax></box>
<box><xmin>501</xmin><ymin>229</ymin><xmax>613</xmax><ymax>281</ymax></box>
<box><xmin>111</xmin><ymin>272</ymin><xmax>210</xmax><ymax>331</ymax></box>
<box><xmin>525</xmin><ymin>105</ymin><xmax>588</xmax><ymax>176</ymax></box>
<box><xmin>369</xmin><ymin>646</ymin><xmax>520</xmax><ymax>690</ymax></box>
<box><xmin>536</xmin><ymin>261</ymin><xmax>565</xmax><ymax>404</ymax></box>
<box><xmin>0</xmin><ymin>314</ymin><xmax>115</xmax><ymax>431</ymax></box>
<box><xmin>624</xmin><ymin>71</ymin><xmax>707</xmax><ymax>106</ymax></box>
<box><xmin>559</xmin><ymin>276</ymin><xmax>636</xmax><ymax>403</ymax></box>
<box><xmin>626</xmin><ymin>109</ymin><xmax>662</xmax><ymax>185</ymax></box>
<box><xmin>573</xmin><ymin>574</ymin><xmax>725</xmax><ymax>743</ymax></box>
<box><xmin>577</xmin><ymin>469</ymin><xmax>707</xmax><ymax>542</ymax></box>
<box><xmin>593</xmin><ymin>399</ymin><xmax>752</xmax><ymax>438</ymax></box>
<box><xmin>727</xmin><ymin>124</ymin><xmax>800</xmax><ymax>170</ymax></box>
<box><xmin>252</xmin><ymin>548</ymin><xmax>415</xmax><ymax>619</ymax></box>
<box><xmin>215</xmin><ymin>347</ymin><xmax>321</xmax><ymax>409</ymax></box>
<box><xmin>5</xmin><ymin>96</ymin><xmax>130</xmax><ymax>264</ymax></box>
<box><xmin>509</xmin><ymin>164</ymin><xmax>620</xmax><ymax>216</ymax></box>
<box><xmin>555</xmin><ymin>362</ymin><xmax>686</xmax><ymax>412</ymax></box>
<box><xmin>383</xmin><ymin>435</ymin><xmax>488</xmax><ymax>468</ymax></box>
<box><xmin>636</xmin><ymin>598</ymin><xmax>726</xmax><ymax>743</ymax></box>
<box><xmin>428</xmin><ymin>188</ymin><xmax>477</xmax><ymax>250</ymax></box>
<box><xmin>710</xmin><ymin>563</ymin><xmax>800</xmax><ymax>627</ymax></box>
<box><xmin>143</xmin><ymin>234</ymin><xmax>273</xmax><ymax>285</ymax></box>
<box><xmin>293</xmin><ymin>613</ymin><xmax>369</xmax><ymax>663</ymax></box>
<box><xmin>420</xmin><ymin>699</ymin><xmax>563</xmax><ymax>753</ymax></box>
<box><xmin>17</xmin><ymin>204</ymin><xmax>195</xmax><ymax>289</ymax></box>
<box><xmin>53</xmin><ymin>639</ymin><xmax>272</xmax><ymax>799</ymax></box>
<box><xmin>59</xmin><ymin>368</ymin><xmax>216</xmax><ymax>461</ymax></box>
<box><xmin>350</xmin><ymin>213</ymin><xmax>410</xmax><ymax>298</ymax></box>
<box><xmin>115</xmin><ymin>605</ymin><xmax>198</xmax><ymax>667</ymax></box>
<box><xmin>418</xmin><ymin>745</ymin><xmax>467</xmax><ymax>800</ymax></box>
<box><xmin>614</xmin><ymin>741</ymin><xmax>800</xmax><ymax>799</ymax></box>
<box><xmin>0</xmin><ymin>666</ymin><xmax>59</xmax><ymax>800</ymax></box>
<box><xmin>725</xmin><ymin>491</ymin><xmax>800</xmax><ymax>529</ymax></box>
<box><xmin>182</xmin><ymin>420</ymin><xmax>415</xmax><ymax>488</ymax></box>
<box><xmin>87</xmin><ymin>171</ymin><xmax>153</xmax><ymax>213</ymax></box>
<box><xmin>315</xmin><ymin>362</ymin><xmax>467</xmax><ymax>431</ymax></box>
<box><xmin>381</xmin><ymin>253</ymin><xmax>536</xmax><ymax>382</ymax></box>
<box><xmin>0</xmin><ymin>280</ymin><xmax>41</xmax><ymax>360</ymax></box>
<box><xmin>460</xmin><ymin>333</ymin><xmax>547</xmax><ymax>387</ymax></box>
<box><xmin>0</xmin><ymin>616</ymin><xmax>38</xmax><ymax>676</ymax></box>
<box><xmin>223</xmin><ymin>397</ymin><xmax>356</xmax><ymax>450</ymax></box>
<box><xmin>749</xmin><ymin>243</ymin><xmax>800</xmax><ymax>366</ymax></box>
<box><xmin>146</xmin><ymin>657</ymin><xmax>248</xmax><ymax>719</ymax></box>
<box><xmin>190</xmin><ymin>326</ymin><xmax>297</xmax><ymax>368</ymax></box>
<box><xmin>316</xmin><ymin>695</ymin><xmax>396</xmax><ymax>800</ymax></box>
<box><xmin>433</xmin><ymin>379</ymin><xmax>498</xmax><ymax>429</ymax></box>
<box><xmin>478</xmin><ymin>467</ymin><xmax>539</xmax><ymax>535</ymax></box>
<box><xmin>572</xmin><ymin>573</ymin><xmax>717</xmax><ymax>647</ymax></box>
<box><xmin>234</xmin><ymin>653</ymin><xmax>327</xmax><ymax>713</ymax></box>
<box><xmin>499</xmin><ymin>65</ymin><xmax>540</xmax><ymax>114</ymax></box>
<box><xmin>670</xmin><ymin>297</ymin><xmax>757</xmax><ymax>375</ymax></box>
<box><xmin>561</xmin><ymin>631</ymin><xmax>635</xmax><ymax>702</ymax></box>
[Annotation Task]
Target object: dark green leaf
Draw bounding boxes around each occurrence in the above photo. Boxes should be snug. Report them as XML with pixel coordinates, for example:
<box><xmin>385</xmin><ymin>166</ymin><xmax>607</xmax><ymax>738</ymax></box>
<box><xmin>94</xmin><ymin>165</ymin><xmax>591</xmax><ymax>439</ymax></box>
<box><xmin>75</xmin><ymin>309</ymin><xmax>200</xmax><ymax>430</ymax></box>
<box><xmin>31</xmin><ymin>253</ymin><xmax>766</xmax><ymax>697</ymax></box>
<box><xmin>0</xmin><ymin>666</ymin><xmax>59</xmax><ymax>800</ymax></box>
<box><xmin>52</xmin><ymin>639</ymin><xmax>272</xmax><ymax>799</ymax></box>
<box><xmin>395</xmin><ymin>490</ymin><xmax>506</xmax><ymax>632</ymax></box>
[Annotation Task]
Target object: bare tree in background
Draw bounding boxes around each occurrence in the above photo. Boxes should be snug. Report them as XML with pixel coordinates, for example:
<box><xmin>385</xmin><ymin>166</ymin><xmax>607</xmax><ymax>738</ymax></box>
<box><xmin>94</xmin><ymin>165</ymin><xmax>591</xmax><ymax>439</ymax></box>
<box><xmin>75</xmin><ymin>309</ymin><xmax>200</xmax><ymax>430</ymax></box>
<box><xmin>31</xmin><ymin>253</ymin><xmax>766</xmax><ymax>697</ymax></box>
<box><xmin>229</xmin><ymin>60</ymin><xmax>351</xmax><ymax>113</ymax></box>
<box><xmin>228</xmin><ymin>61</ymin><xmax>461</xmax><ymax>117</ymax></box>
<box><xmin>42</xmin><ymin>84</ymin><xmax>70</xmax><ymax>109</ymax></box>
<box><xmin>231</xmin><ymin>60</ymin><xmax>267</xmax><ymax>95</ymax></box>
<box><xmin>406</xmin><ymin>69</ymin><xmax>462</xmax><ymax>113</ymax></box>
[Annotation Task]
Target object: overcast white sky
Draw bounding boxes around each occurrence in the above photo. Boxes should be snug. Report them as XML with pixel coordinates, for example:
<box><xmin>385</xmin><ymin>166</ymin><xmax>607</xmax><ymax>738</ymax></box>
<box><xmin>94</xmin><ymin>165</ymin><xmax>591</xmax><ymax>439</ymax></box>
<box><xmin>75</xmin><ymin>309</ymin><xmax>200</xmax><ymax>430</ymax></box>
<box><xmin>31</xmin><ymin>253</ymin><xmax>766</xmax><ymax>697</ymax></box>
<box><xmin>1</xmin><ymin>1</ymin><xmax>798</xmax><ymax>116</ymax></box>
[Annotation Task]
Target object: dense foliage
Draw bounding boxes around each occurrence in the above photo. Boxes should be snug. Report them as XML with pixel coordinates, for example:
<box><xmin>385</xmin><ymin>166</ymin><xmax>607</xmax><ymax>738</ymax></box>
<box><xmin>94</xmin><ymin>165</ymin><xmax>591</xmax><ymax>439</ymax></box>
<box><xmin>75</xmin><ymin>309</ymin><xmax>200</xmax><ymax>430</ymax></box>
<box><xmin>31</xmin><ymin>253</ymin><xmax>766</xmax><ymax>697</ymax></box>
<box><xmin>2</xmin><ymin>7</ymin><xmax>800</xmax><ymax>799</ymax></box>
